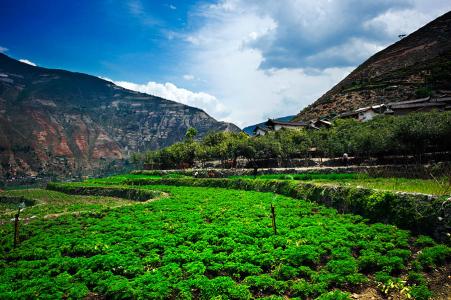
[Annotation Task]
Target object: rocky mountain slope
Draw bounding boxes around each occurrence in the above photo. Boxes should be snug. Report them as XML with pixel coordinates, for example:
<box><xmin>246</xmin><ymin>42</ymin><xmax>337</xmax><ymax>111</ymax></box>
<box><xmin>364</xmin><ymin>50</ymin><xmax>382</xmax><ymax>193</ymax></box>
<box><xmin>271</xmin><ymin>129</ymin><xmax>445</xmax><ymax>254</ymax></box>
<box><xmin>293</xmin><ymin>11</ymin><xmax>451</xmax><ymax>121</ymax></box>
<box><xmin>0</xmin><ymin>54</ymin><xmax>239</xmax><ymax>182</ymax></box>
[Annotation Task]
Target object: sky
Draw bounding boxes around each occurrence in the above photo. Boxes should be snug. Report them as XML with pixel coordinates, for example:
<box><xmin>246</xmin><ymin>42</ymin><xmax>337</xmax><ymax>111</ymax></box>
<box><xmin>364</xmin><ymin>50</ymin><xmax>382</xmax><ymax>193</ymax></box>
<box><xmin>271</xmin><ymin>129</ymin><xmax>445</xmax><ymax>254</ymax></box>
<box><xmin>1</xmin><ymin>1</ymin><xmax>450</xmax><ymax>127</ymax></box>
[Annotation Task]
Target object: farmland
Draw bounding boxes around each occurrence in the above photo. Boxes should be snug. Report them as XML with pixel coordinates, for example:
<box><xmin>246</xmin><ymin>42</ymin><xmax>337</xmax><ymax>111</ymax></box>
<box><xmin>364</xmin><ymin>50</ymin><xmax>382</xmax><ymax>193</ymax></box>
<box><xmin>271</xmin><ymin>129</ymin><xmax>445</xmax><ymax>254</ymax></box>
<box><xmin>1</xmin><ymin>174</ymin><xmax>450</xmax><ymax>299</ymax></box>
<box><xmin>228</xmin><ymin>173</ymin><xmax>451</xmax><ymax>196</ymax></box>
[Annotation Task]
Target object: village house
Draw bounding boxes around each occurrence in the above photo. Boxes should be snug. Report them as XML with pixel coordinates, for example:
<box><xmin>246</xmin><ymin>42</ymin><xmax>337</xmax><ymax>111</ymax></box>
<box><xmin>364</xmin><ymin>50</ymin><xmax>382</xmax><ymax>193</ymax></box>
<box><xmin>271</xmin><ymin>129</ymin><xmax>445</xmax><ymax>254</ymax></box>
<box><xmin>355</xmin><ymin>104</ymin><xmax>386</xmax><ymax>122</ymax></box>
<box><xmin>308</xmin><ymin>119</ymin><xmax>332</xmax><ymax>129</ymax></box>
<box><xmin>253</xmin><ymin>125</ymin><xmax>270</xmax><ymax>136</ymax></box>
<box><xmin>253</xmin><ymin>119</ymin><xmax>308</xmax><ymax>136</ymax></box>
<box><xmin>254</xmin><ymin>94</ymin><xmax>451</xmax><ymax>137</ymax></box>
<box><xmin>385</xmin><ymin>96</ymin><xmax>451</xmax><ymax>115</ymax></box>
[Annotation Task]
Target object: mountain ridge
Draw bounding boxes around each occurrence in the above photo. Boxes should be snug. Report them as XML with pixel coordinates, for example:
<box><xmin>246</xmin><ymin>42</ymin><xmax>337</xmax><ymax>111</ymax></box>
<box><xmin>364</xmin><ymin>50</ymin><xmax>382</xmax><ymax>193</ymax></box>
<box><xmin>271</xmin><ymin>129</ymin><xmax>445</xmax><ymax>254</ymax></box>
<box><xmin>0</xmin><ymin>53</ymin><xmax>239</xmax><ymax>182</ymax></box>
<box><xmin>293</xmin><ymin>11</ymin><xmax>451</xmax><ymax>121</ymax></box>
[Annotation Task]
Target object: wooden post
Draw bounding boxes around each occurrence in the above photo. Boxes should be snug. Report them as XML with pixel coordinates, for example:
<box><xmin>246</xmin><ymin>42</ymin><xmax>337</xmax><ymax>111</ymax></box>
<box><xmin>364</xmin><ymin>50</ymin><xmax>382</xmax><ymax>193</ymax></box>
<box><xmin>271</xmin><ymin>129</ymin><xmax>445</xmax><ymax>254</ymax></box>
<box><xmin>13</xmin><ymin>208</ymin><xmax>20</xmax><ymax>248</ymax></box>
<box><xmin>271</xmin><ymin>204</ymin><xmax>277</xmax><ymax>235</ymax></box>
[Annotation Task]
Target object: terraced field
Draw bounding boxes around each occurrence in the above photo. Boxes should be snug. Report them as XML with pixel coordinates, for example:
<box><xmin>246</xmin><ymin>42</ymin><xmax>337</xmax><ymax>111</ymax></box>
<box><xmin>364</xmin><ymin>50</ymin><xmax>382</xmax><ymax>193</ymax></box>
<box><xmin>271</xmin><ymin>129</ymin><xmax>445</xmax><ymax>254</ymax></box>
<box><xmin>0</xmin><ymin>176</ymin><xmax>450</xmax><ymax>299</ymax></box>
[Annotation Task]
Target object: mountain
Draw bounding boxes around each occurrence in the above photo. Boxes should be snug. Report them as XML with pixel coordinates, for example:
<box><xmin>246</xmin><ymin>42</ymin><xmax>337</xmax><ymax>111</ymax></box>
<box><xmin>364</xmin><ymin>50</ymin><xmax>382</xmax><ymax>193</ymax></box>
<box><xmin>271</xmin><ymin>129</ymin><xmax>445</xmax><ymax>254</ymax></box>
<box><xmin>293</xmin><ymin>11</ymin><xmax>451</xmax><ymax>121</ymax></box>
<box><xmin>0</xmin><ymin>53</ymin><xmax>239</xmax><ymax>182</ymax></box>
<box><xmin>242</xmin><ymin>115</ymin><xmax>296</xmax><ymax>136</ymax></box>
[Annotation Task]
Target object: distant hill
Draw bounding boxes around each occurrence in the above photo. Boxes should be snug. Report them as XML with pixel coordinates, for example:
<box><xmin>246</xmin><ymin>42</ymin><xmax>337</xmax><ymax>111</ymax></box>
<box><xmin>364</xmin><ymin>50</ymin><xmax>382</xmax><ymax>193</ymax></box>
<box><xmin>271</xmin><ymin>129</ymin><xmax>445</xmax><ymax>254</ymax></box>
<box><xmin>0</xmin><ymin>53</ymin><xmax>240</xmax><ymax>182</ymax></box>
<box><xmin>243</xmin><ymin>115</ymin><xmax>295</xmax><ymax>135</ymax></box>
<box><xmin>294</xmin><ymin>11</ymin><xmax>451</xmax><ymax>121</ymax></box>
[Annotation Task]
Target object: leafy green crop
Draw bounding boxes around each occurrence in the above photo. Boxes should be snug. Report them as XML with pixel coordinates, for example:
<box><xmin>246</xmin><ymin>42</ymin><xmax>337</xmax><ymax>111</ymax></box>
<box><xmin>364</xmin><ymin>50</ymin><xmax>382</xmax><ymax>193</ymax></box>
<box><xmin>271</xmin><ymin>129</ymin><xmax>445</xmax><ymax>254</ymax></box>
<box><xmin>1</xmin><ymin>184</ymin><xmax>449</xmax><ymax>299</ymax></box>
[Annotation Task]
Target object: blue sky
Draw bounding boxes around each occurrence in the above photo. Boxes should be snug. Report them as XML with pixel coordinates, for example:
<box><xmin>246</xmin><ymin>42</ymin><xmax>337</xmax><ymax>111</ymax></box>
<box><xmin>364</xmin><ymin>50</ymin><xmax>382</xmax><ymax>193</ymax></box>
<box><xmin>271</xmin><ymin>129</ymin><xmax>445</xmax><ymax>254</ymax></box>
<box><xmin>0</xmin><ymin>0</ymin><xmax>194</xmax><ymax>82</ymax></box>
<box><xmin>1</xmin><ymin>0</ymin><xmax>450</xmax><ymax>127</ymax></box>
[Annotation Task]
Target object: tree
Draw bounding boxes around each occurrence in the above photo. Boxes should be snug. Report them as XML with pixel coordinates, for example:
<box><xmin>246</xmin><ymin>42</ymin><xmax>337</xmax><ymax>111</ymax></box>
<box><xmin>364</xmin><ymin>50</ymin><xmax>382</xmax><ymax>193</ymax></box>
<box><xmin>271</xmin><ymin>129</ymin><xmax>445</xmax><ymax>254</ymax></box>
<box><xmin>185</xmin><ymin>127</ymin><xmax>198</xmax><ymax>142</ymax></box>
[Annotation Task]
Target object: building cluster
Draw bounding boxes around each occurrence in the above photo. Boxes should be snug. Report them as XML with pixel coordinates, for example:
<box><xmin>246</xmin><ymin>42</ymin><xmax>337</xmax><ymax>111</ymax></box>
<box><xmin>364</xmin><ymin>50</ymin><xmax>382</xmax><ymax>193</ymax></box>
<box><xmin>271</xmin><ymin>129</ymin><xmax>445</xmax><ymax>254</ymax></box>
<box><xmin>253</xmin><ymin>94</ymin><xmax>451</xmax><ymax>136</ymax></box>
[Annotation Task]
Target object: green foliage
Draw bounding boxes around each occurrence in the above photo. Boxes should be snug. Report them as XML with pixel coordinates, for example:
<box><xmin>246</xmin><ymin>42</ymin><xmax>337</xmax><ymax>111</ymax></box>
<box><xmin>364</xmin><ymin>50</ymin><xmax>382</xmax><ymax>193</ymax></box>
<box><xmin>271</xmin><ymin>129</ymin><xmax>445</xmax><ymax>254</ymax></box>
<box><xmin>416</xmin><ymin>245</ymin><xmax>451</xmax><ymax>269</ymax></box>
<box><xmin>409</xmin><ymin>284</ymin><xmax>433</xmax><ymax>300</ymax></box>
<box><xmin>237</xmin><ymin>173</ymin><xmax>449</xmax><ymax>195</ymax></box>
<box><xmin>121</xmin><ymin>177</ymin><xmax>450</xmax><ymax>240</ymax></box>
<box><xmin>185</xmin><ymin>127</ymin><xmax>198</xmax><ymax>142</ymax></box>
<box><xmin>230</xmin><ymin>173</ymin><xmax>362</xmax><ymax>181</ymax></box>
<box><xmin>133</xmin><ymin>111</ymin><xmax>451</xmax><ymax>168</ymax></box>
<box><xmin>415</xmin><ymin>87</ymin><xmax>432</xmax><ymax>98</ymax></box>
<box><xmin>316</xmin><ymin>290</ymin><xmax>351</xmax><ymax>300</ymax></box>
<box><xmin>0</xmin><ymin>188</ymin><xmax>139</xmax><ymax>222</ymax></box>
<box><xmin>2</xmin><ymin>182</ymin><xmax>447</xmax><ymax>298</ymax></box>
<box><xmin>414</xmin><ymin>235</ymin><xmax>437</xmax><ymax>248</ymax></box>
<box><xmin>47</xmin><ymin>182</ymin><xmax>161</xmax><ymax>202</ymax></box>
<box><xmin>407</xmin><ymin>272</ymin><xmax>427</xmax><ymax>285</ymax></box>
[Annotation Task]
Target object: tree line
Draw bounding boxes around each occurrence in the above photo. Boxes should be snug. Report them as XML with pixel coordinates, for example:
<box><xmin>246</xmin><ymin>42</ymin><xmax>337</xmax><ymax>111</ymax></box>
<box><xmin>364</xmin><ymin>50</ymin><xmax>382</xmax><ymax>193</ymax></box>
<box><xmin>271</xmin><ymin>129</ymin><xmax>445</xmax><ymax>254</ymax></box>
<box><xmin>132</xmin><ymin>111</ymin><xmax>451</xmax><ymax>169</ymax></box>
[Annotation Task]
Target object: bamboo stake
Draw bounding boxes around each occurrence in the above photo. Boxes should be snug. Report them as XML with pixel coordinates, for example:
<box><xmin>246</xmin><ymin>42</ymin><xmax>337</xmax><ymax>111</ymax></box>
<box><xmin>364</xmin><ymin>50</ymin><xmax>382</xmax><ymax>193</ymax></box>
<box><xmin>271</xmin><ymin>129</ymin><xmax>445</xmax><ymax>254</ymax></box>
<box><xmin>13</xmin><ymin>208</ymin><xmax>20</xmax><ymax>248</ymax></box>
<box><xmin>271</xmin><ymin>204</ymin><xmax>277</xmax><ymax>235</ymax></box>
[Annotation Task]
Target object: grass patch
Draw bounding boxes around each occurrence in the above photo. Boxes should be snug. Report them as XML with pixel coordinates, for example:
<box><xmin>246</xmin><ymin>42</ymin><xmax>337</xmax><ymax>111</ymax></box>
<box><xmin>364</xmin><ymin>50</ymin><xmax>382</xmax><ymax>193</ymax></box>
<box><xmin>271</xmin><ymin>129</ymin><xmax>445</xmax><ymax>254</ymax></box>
<box><xmin>230</xmin><ymin>173</ymin><xmax>449</xmax><ymax>195</ymax></box>
<box><xmin>0</xmin><ymin>189</ymin><xmax>136</xmax><ymax>221</ymax></box>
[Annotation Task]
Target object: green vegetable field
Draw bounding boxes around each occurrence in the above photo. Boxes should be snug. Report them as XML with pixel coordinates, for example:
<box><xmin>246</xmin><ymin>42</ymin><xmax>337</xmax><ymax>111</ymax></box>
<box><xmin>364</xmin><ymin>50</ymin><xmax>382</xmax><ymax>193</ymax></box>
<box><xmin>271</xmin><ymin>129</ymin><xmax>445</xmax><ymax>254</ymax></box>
<box><xmin>1</xmin><ymin>177</ymin><xmax>450</xmax><ymax>299</ymax></box>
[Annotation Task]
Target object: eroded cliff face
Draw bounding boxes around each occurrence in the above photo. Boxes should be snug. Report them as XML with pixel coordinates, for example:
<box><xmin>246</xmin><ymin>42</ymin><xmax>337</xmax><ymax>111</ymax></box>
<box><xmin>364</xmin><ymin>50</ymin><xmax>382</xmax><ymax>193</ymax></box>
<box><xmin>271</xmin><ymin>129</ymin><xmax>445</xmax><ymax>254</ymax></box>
<box><xmin>294</xmin><ymin>11</ymin><xmax>451</xmax><ymax>121</ymax></box>
<box><xmin>0</xmin><ymin>54</ymin><xmax>239</xmax><ymax>182</ymax></box>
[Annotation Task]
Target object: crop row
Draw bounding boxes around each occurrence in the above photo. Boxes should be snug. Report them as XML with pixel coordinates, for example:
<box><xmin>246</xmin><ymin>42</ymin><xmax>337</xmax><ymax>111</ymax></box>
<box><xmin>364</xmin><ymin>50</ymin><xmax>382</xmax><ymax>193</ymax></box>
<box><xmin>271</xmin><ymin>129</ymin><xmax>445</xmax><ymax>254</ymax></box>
<box><xmin>121</xmin><ymin>177</ymin><xmax>450</xmax><ymax>243</ymax></box>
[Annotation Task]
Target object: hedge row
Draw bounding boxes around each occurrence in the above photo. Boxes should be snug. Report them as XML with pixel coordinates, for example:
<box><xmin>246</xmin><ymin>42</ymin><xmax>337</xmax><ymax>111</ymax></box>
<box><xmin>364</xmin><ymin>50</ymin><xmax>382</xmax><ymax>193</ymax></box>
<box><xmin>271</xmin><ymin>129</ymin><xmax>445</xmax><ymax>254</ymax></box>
<box><xmin>125</xmin><ymin>177</ymin><xmax>450</xmax><ymax>243</ymax></box>
<box><xmin>46</xmin><ymin>182</ymin><xmax>162</xmax><ymax>202</ymax></box>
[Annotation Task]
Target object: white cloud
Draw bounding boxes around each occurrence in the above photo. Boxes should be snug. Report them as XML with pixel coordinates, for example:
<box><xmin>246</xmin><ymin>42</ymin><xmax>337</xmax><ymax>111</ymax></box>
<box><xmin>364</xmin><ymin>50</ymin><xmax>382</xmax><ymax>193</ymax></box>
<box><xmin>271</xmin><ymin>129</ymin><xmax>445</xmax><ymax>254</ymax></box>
<box><xmin>101</xmin><ymin>77</ymin><xmax>229</xmax><ymax>120</ymax></box>
<box><xmin>0</xmin><ymin>46</ymin><xmax>8</xmax><ymax>53</ymax></box>
<box><xmin>183</xmin><ymin>74</ymin><xmax>195</xmax><ymax>81</ymax></box>
<box><xmin>175</xmin><ymin>0</ymin><xmax>451</xmax><ymax>126</ymax></box>
<box><xmin>363</xmin><ymin>3</ymin><xmax>450</xmax><ymax>38</ymax></box>
<box><xmin>179</xmin><ymin>1</ymin><xmax>353</xmax><ymax>126</ymax></box>
<box><xmin>169</xmin><ymin>4</ymin><xmax>176</xmax><ymax>10</ymax></box>
<box><xmin>19</xmin><ymin>59</ymin><xmax>37</xmax><ymax>66</ymax></box>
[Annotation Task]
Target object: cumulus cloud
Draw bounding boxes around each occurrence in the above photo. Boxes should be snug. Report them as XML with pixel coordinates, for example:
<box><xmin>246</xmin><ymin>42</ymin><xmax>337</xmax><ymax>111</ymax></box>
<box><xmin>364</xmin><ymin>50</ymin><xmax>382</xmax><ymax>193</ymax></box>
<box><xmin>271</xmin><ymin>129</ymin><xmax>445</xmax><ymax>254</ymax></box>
<box><xmin>177</xmin><ymin>0</ymin><xmax>451</xmax><ymax>126</ymax></box>
<box><xmin>19</xmin><ymin>59</ymin><xmax>37</xmax><ymax>66</ymax></box>
<box><xmin>233</xmin><ymin>0</ymin><xmax>451</xmax><ymax>70</ymax></box>
<box><xmin>101</xmin><ymin>77</ymin><xmax>229</xmax><ymax>120</ymax></box>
